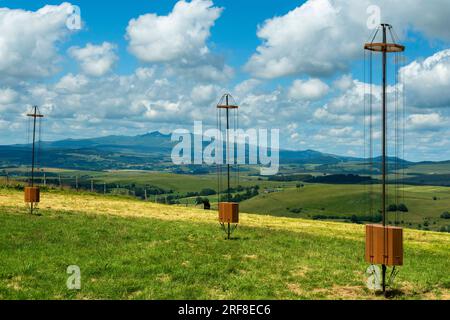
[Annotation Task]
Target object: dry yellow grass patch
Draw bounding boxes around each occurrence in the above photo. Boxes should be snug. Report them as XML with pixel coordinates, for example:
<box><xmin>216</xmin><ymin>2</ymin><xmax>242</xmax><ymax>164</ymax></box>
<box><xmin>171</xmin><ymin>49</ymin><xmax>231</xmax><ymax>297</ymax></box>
<box><xmin>6</xmin><ymin>276</ymin><xmax>24</xmax><ymax>291</ymax></box>
<box><xmin>287</xmin><ymin>283</ymin><xmax>305</xmax><ymax>296</ymax></box>
<box><xmin>291</xmin><ymin>266</ymin><xmax>310</xmax><ymax>278</ymax></box>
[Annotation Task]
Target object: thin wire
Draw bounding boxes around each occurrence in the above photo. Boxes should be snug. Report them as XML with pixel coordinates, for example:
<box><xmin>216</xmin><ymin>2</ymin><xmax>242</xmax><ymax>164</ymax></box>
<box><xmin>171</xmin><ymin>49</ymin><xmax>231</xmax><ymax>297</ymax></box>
<box><xmin>216</xmin><ymin>106</ymin><xmax>221</xmax><ymax>203</ymax></box>
<box><xmin>395</xmin><ymin>52</ymin><xmax>400</xmax><ymax>224</ymax></box>
<box><xmin>234</xmin><ymin>109</ymin><xmax>239</xmax><ymax>187</ymax></box>
<box><xmin>367</xmin><ymin>25</ymin><xmax>381</xmax><ymax>44</ymax></box>
<box><xmin>26</xmin><ymin>110</ymin><xmax>31</xmax><ymax>185</ymax></box>
<box><xmin>369</xmin><ymin>50</ymin><xmax>374</xmax><ymax>219</ymax></box>
<box><xmin>401</xmin><ymin>52</ymin><xmax>407</xmax><ymax>225</ymax></box>
<box><xmin>38</xmin><ymin>113</ymin><xmax>42</xmax><ymax>184</ymax></box>
<box><xmin>363</xmin><ymin>48</ymin><xmax>369</xmax><ymax>219</ymax></box>
<box><xmin>388</xmin><ymin>26</ymin><xmax>397</xmax><ymax>45</ymax></box>
<box><xmin>391</xmin><ymin>27</ymin><xmax>402</xmax><ymax>45</ymax></box>
<box><xmin>385</xmin><ymin>46</ymin><xmax>389</xmax><ymax>226</ymax></box>
<box><xmin>237</xmin><ymin>109</ymin><xmax>239</xmax><ymax>189</ymax></box>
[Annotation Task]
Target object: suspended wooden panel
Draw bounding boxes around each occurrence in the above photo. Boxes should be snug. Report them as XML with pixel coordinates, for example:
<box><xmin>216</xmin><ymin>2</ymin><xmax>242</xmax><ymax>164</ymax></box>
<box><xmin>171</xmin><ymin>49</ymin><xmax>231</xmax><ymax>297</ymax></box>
<box><xmin>364</xmin><ymin>42</ymin><xmax>405</xmax><ymax>53</ymax></box>
<box><xmin>217</xmin><ymin>105</ymin><xmax>239</xmax><ymax>109</ymax></box>
<box><xmin>218</xmin><ymin>202</ymin><xmax>239</xmax><ymax>224</ymax></box>
<box><xmin>365</xmin><ymin>224</ymin><xmax>403</xmax><ymax>266</ymax></box>
<box><xmin>24</xmin><ymin>187</ymin><xmax>40</xmax><ymax>203</ymax></box>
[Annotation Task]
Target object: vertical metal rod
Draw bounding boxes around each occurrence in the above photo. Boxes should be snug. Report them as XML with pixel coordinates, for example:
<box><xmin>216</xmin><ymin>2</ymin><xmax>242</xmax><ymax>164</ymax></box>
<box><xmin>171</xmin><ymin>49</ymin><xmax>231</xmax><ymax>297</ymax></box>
<box><xmin>228</xmin><ymin>222</ymin><xmax>230</xmax><ymax>240</ymax></box>
<box><xmin>31</xmin><ymin>106</ymin><xmax>37</xmax><ymax>188</ymax></box>
<box><xmin>226</xmin><ymin>96</ymin><xmax>230</xmax><ymax>203</ymax></box>
<box><xmin>29</xmin><ymin>106</ymin><xmax>39</xmax><ymax>215</ymax></box>
<box><xmin>381</xmin><ymin>24</ymin><xmax>388</xmax><ymax>294</ymax></box>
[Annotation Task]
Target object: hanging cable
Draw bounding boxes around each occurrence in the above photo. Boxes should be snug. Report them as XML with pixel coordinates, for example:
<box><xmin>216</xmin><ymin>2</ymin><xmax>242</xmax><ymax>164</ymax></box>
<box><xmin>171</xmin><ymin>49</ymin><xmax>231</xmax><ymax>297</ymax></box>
<box><xmin>395</xmin><ymin>52</ymin><xmax>400</xmax><ymax>225</ymax></box>
<box><xmin>401</xmin><ymin>52</ymin><xmax>407</xmax><ymax>225</ymax></box>
<box><xmin>364</xmin><ymin>48</ymin><xmax>368</xmax><ymax>219</ymax></box>
<box><xmin>26</xmin><ymin>111</ymin><xmax>31</xmax><ymax>185</ymax></box>
<box><xmin>369</xmin><ymin>50</ymin><xmax>374</xmax><ymax>220</ymax></box>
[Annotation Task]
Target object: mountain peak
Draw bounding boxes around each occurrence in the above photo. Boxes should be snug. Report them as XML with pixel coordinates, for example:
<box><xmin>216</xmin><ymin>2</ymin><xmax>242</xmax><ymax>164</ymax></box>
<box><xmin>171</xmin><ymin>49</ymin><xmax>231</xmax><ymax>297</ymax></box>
<box><xmin>140</xmin><ymin>131</ymin><xmax>170</xmax><ymax>138</ymax></box>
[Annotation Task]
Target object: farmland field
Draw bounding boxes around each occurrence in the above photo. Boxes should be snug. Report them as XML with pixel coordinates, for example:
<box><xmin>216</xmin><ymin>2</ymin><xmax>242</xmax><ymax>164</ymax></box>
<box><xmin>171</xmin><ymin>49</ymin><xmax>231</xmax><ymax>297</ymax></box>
<box><xmin>1</xmin><ymin>168</ymin><xmax>291</xmax><ymax>194</ymax></box>
<box><xmin>0</xmin><ymin>188</ymin><xmax>449</xmax><ymax>300</ymax></box>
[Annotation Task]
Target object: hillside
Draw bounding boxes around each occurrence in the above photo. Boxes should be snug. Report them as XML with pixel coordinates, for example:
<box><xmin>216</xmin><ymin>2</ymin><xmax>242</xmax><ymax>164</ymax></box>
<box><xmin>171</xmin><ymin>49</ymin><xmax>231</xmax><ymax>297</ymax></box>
<box><xmin>0</xmin><ymin>188</ymin><xmax>449</xmax><ymax>299</ymax></box>
<box><xmin>240</xmin><ymin>184</ymin><xmax>450</xmax><ymax>232</ymax></box>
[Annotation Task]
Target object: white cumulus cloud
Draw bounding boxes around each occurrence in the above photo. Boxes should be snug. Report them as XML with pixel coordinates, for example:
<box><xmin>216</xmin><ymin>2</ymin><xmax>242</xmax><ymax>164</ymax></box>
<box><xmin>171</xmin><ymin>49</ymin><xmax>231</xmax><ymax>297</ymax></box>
<box><xmin>69</xmin><ymin>42</ymin><xmax>118</xmax><ymax>77</ymax></box>
<box><xmin>126</xmin><ymin>0</ymin><xmax>222</xmax><ymax>63</ymax></box>
<box><xmin>408</xmin><ymin>113</ymin><xmax>445</xmax><ymax>130</ymax></box>
<box><xmin>0</xmin><ymin>88</ymin><xmax>18</xmax><ymax>104</ymax></box>
<box><xmin>245</xmin><ymin>0</ymin><xmax>450</xmax><ymax>79</ymax></box>
<box><xmin>288</xmin><ymin>78</ymin><xmax>329</xmax><ymax>100</ymax></box>
<box><xmin>0</xmin><ymin>3</ymin><xmax>75</xmax><ymax>79</ymax></box>
<box><xmin>402</xmin><ymin>49</ymin><xmax>450</xmax><ymax>108</ymax></box>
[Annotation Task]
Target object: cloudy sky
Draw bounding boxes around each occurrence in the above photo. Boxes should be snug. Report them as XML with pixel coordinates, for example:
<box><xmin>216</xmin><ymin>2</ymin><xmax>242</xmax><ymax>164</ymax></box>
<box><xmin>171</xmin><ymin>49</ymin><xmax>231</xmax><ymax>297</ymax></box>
<box><xmin>1</xmin><ymin>0</ymin><xmax>450</xmax><ymax>161</ymax></box>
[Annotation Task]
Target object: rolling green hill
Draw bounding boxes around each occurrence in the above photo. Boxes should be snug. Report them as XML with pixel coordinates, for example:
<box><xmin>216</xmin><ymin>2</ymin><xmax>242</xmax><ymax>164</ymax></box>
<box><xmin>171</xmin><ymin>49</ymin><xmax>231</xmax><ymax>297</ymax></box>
<box><xmin>240</xmin><ymin>184</ymin><xmax>450</xmax><ymax>232</ymax></box>
<box><xmin>0</xmin><ymin>189</ymin><xmax>449</xmax><ymax>300</ymax></box>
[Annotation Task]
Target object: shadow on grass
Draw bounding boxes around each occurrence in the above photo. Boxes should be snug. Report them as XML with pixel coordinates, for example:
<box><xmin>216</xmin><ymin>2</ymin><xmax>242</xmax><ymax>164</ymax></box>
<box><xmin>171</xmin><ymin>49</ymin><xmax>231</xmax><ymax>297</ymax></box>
<box><xmin>222</xmin><ymin>236</ymin><xmax>251</xmax><ymax>241</ymax></box>
<box><xmin>375</xmin><ymin>289</ymin><xmax>407</xmax><ymax>299</ymax></box>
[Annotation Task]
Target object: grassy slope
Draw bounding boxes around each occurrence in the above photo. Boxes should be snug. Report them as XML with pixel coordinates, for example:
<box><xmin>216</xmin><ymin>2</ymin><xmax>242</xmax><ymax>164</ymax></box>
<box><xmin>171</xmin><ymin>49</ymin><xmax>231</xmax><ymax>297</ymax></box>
<box><xmin>404</xmin><ymin>162</ymin><xmax>450</xmax><ymax>175</ymax></box>
<box><xmin>0</xmin><ymin>189</ymin><xmax>449</xmax><ymax>300</ymax></box>
<box><xmin>240</xmin><ymin>184</ymin><xmax>450</xmax><ymax>231</ymax></box>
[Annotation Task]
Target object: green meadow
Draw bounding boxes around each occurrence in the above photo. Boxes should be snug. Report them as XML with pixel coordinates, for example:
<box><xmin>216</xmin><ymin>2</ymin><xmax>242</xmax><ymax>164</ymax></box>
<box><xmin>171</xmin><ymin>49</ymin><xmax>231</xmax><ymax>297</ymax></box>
<box><xmin>0</xmin><ymin>189</ymin><xmax>449</xmax><ymax>300</ymax></box>
<box><xmin>240</xmin><ymin>184</ymin><xmax>450</xmax><ymax>232</ymax></box>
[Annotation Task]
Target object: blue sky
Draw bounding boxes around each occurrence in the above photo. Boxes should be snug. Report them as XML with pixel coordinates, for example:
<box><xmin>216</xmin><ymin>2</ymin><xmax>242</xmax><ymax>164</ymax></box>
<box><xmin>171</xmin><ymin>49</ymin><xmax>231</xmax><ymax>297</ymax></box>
<box><xmin>1</xmin><ymin>0</ymin><xmax>450</xmax><ymax>161</ymax></box>
<box><xmin>4</xmin><ymin>0</ymin><xmax>306</xmax><ymax>81</ymax></box>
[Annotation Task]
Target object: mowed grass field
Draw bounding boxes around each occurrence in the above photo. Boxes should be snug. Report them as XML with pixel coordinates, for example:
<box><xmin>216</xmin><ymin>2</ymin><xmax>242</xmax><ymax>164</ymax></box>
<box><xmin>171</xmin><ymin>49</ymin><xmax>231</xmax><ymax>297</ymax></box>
<box><xmin>240</xmin><ymin>184</ymin><xmax>450</xmax><ymax>231</ymax></box>
<box><xmin>0</xmin><ymin>188</ymin><xmax>449</xmax><ymax>300</ymax></box>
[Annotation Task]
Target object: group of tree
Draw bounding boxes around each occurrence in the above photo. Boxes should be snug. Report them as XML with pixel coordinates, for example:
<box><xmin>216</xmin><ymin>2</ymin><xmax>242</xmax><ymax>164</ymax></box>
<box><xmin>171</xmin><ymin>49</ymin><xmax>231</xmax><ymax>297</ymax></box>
<box><xmin>229</xmin><ymin>186</ymin><xmax>259</xmax><ymax>202</ymax></box>
<box><xmin>195</xmin><ymin>197</ymin><xmax>210</xmax><ymax>209</ymax></box>
<box><xmin>267</xmin><ymin>174</ymin><xmax>312</xmax><ymax>182</ymax></box>
<box><xmin>312</xmin><ymin>214</ymin><xmax>383</xmax><ymax>223</ymax></box>
<box><xmin>441</xmin><ymin>212</ymin><xmax>450</xmax><ymax>219</ymax></box>
<box><xmin>304</xmin><ymin>174</ymin><xmax>374</xmax><ymax>184</ymax></box>
<box><xmin>186</xmin><ymin>188</ymin><xmax>217</xmax><ymax>198</ymax></box>
<box><xmin>387</xmin><ymin>203</ymin><xmax>409</xmax><ymax>212</ymax></box>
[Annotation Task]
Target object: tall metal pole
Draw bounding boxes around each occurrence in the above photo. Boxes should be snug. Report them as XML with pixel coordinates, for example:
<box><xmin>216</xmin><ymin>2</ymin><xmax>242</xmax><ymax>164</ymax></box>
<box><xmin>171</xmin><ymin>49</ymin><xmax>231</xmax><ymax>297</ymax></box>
<box><xmin>26</xmin><ymin>105</ymin><xmax>43</xmax><ymax>215</ymax></box>
<box><xmin>30</xmin><ymin>106</ymin><xmax>37</xmax><ymax>187</ymax></box>
<box><xmin>226</xmin><ymin>96</ymin><xmax>230</xmax><ymax>202</ymax></box>
<box><xmin>225</xmin><ymin>95</ymin><xmax>231</xmax><ymax>240</ymax></box>
<box><xmin>381</xmin><ymin>23</ymin><xmax>388</xmax><ymax>294</ymax></box>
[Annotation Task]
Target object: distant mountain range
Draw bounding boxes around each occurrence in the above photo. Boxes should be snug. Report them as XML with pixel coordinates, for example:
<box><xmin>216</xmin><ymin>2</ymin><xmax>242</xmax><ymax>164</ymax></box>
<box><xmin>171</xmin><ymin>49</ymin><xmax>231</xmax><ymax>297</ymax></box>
<box><xmin>0</xmin><ymin>131</ymin><xmax>437</xmax><ymax>173</ymax></box>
